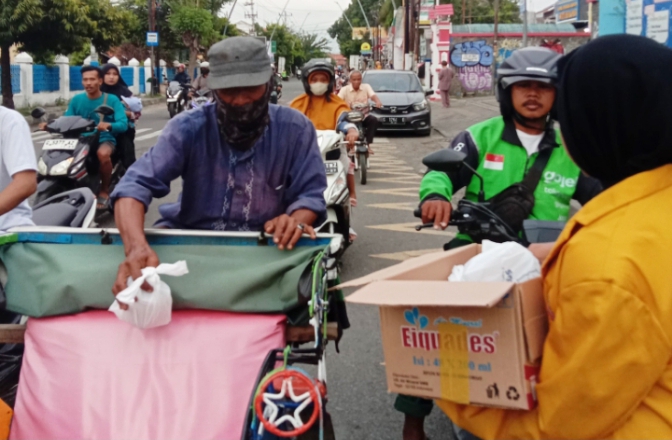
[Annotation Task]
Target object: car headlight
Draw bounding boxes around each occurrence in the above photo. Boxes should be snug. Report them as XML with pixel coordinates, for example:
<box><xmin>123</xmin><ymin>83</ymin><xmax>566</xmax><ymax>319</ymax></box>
<box><xmin>37</xmin><ymin>158</ymin><xmax>47</xmax><ymax>175</ymax></box>
<box><xmin>413</xmin><ymin>100</ymin><xmax>428</xmax><ymax>111</ymax></box>
<box><xmin>49</xmin><ymin>157</ymin><xmax>73</xmax><ymax>176</ymax></box>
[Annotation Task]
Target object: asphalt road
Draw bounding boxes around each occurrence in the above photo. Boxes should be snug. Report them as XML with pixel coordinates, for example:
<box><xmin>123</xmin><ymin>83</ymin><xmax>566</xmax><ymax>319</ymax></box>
<box><xmin>30</xmin><ymin>79</ymin><xmax>497</xmax><ymax>440</ymax></box>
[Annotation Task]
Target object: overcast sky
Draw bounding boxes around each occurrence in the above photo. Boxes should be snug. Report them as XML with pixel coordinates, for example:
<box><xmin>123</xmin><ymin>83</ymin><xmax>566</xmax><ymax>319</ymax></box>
<box><xmin>225</xmin><ymin>0</ymin><xmax>558</xmax><ymax>54</ymax></box>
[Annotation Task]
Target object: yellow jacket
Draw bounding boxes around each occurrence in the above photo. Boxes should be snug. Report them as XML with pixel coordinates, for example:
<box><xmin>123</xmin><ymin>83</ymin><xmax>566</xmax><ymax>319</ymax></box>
<box><xmin>438</xmin><ymin>164</ymin><xmax>672</xmax><ymax>439</ymax></box>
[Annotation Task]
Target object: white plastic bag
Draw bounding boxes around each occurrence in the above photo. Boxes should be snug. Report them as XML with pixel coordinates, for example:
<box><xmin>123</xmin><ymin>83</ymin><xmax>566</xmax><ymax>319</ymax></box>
<box><xmin>108</xmin><ymin>261</ymin><xmax>189</xmax><ymax>329</ymax></box>
<box><xmin>448</xmin><ymin>240</ymin><xmax>540</xmax><ymax>283</ymax></box>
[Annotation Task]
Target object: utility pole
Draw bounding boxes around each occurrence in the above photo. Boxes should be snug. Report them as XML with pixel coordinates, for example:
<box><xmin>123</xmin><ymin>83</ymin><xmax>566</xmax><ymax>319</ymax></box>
<box><xmin>492</xmin><ymin>0</ymin><xmax>500</xmax><ymax>94</ymax></box>
<box><xmin>404</xmin><ymin>0</ymin><xmax>410</xmax><ymax>59</ymax></box>
<box><xmin>269</xmin><ymin>0</ymin><xmax>291</xmax><ymax>43</ymax></box>
<box><xmin>244</xmin><ymin>0</ymin><xmax>258</xmax><ymax>35</ymax></box>
<box><xmin>223</xmin><ymin>0</ymin><xmax>238</xmax><ymax>36</ymax></box>
<box><xmin>334</xmin><ymin>1</ymin><xmax>355</xmax><ymax>30</ymax></box>
<box><xmin>522</xmin><ymin>0</ymin><xmax>528</xmax><ymax>46</ymax></box>
<box><xmin>148</xmin><ymin>0</ymin><xmax>158</xmax><ymax>94</ymax></box>
<box><xmin>462</xmin><ymin>0</ymin><xmax>466</xmax><ymax>24</ymax></box>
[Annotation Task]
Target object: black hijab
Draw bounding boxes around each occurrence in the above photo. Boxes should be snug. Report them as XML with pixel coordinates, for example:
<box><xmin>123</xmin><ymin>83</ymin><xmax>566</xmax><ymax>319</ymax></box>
<box><xmin>100</xmin><ymin>63</ymin><xmax>133</xmax><ymax>98</ymax></box>
<box><xmin>556</xmin><ymin>35</ymin><xmax>672</xmax><ymax>186</ymax></box>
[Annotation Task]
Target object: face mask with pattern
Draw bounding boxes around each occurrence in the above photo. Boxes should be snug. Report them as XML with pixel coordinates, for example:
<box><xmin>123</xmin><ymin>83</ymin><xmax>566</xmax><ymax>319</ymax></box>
<box><xmin>213</xmin><ymin>81</ymin><xmax>272</xmax><ymax>151</ymax></box>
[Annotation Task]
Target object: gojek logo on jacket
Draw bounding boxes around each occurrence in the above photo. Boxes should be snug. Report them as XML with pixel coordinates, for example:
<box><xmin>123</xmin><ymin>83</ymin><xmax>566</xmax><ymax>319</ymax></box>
<box><xmin>400</xmin><ymin>308</ymin><xmax>498</xmax><ymax>353</ymax></box>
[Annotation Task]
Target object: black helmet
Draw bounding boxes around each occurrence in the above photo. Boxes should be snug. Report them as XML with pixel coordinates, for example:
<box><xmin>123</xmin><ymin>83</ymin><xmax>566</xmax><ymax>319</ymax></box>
<box><xmin>301</xmin><ymin>59</ymin><xmax>335</xmax><ymax>96</ymax></box>
<box><xmin>200</xmin><ymin>67</ymin><xmax>210</xmax><ymax>75</ymax></box>
<box><xmin>496</xmin><ymin>47</ymin><xmax>561</xmax><ymax>119</ymax></box>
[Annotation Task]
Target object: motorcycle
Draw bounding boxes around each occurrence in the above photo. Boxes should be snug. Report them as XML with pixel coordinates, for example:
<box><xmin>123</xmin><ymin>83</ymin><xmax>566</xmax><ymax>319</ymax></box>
<box><xmin>270</xmin><ymin>82</ymin><xmax>283</xmax><ymax>105</ymax></box>
<box><xmin>31</xmin><ymin>107</ymin><xmax>126</xmax><ymax>206</ymax></box>
<box><xmin>166</xmin><ymin>81</ymin><xmax>190</xmax><ymax>118</ymax></box>
<box><xmin>415</xmin><ymin>149</ymin><xmax>565</xmax><ymax>246</ymax></box>
<box><xmin>345</xmin><ymin>103</ymin><xmax>371</xmax><ymax>185</ymax></box>
<box><xmin>315</xmin><ymin>130</ymin><xmax>351</xmax><ymax>250</ymax></box>
<box><xmin>190</xmin><ymin>89</ymin><xmax>214</xmax><ymax>110</ymax></box>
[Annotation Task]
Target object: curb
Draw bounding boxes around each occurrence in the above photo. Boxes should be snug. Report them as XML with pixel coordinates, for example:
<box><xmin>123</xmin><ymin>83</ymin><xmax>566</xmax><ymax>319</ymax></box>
<box><xmin>25</xmin><ymin>96</ymin><xmax>166</xmax><ymax>126</ymax></box>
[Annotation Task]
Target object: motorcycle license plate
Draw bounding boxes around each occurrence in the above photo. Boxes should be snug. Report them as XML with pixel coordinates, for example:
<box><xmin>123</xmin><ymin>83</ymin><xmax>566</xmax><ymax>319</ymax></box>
<box><xmin>324</xmin><ymin>162</ymin><xmax>339</xmax><ymax>175</ymax></box>
<box><xmin>42</xmin><ymin>139</ymin><xmax>78</xmax><ymax>151</ymax></box>
<box><xmin>386</xmin><ymin>117</ymin><xmax>405</xmax><ymax>125</ymax></box>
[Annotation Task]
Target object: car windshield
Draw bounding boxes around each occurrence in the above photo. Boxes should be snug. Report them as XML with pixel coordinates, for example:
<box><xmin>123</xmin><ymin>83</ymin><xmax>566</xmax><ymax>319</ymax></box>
<box><xmin>363</xmin><ymin>73</ymin><xmax>422</xmax><ymax>93</ymax></box>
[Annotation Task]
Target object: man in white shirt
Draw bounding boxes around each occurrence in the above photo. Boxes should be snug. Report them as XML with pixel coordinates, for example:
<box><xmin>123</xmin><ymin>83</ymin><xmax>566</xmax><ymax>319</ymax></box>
<box><xmin>0</xmin><ymin>106</ymin><xmax>38</xmax><ymax>231</ymax></box>
<box><xmin>338</xmin><ymin>70</ymin><xmax>383</xmax><ymax>154</ymax></box>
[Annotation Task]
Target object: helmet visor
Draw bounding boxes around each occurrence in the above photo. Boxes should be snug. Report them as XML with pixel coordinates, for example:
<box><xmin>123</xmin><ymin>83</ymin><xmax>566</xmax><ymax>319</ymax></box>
<box><xmin>500</xmin><ymin>75</ymin><xmax>553</xmax><ymax>89</ymax></box>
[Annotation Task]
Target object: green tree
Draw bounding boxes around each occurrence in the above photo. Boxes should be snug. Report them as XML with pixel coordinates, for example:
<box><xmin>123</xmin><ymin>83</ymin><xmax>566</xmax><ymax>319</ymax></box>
<box><xmin>328</xmin><ymin>0</ymin><xmax>379</xmax><ymax>58</ymax></box>
<box><xmin>438</xmin><ymin>0</ymin><xmax>521</xmax><ymax>24</ymax></box>
<box><xmin>0</xmin><ymin>0</ymin><xmax>133</xmax><ymax>108</ymax></box>
<box><xmin>169</xmin><ymin>5</ymin><xmax>214</xmax><ymax>72</ymax></box>
<box><xmin>119</xmin><ymin>0</ymin><xmax>185</xmax><ymax>65</ymax></box>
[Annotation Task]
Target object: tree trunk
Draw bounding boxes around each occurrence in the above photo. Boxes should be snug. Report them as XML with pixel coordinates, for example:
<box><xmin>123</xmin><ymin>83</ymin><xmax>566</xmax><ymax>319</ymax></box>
<box><xmin>1</xmin><ymin>42</ymin><xmax>15</xmax><ymax>109</ymax></box>
<box><xmin>188</xmin><ymin>46</ymin><xmax>198</xmax><ymax>79</ymax></box>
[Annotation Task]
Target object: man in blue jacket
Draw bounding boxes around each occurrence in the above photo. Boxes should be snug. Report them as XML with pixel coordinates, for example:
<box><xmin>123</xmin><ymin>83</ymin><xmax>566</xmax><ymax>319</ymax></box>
<box><xmin>110</xmin><ymin>37</ymin><xmax>327</xmax><ymax>296</ymax></box>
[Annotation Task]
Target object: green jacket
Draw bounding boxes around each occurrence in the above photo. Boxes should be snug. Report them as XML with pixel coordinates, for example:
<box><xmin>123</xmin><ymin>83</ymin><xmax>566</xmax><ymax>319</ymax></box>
<box><xmin>420</xmin><ymin>116</ymin><xmax>601</xmax><ymax>224</ymax></box>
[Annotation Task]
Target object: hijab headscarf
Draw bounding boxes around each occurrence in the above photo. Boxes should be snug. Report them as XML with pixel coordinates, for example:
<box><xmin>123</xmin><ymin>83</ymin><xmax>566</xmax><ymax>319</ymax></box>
<box><xmin>100</xmin><ymin>64</ymin><xmax>133</xmax><ymax>98</ymax></box>
<box><xmin>556</xmin><ymin>35</ymin><xmax>672</xmax><ymax>186</ymax></box>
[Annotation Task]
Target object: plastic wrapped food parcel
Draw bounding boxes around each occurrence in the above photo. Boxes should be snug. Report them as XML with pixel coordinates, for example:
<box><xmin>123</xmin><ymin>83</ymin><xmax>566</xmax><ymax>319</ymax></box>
<box><xmin>0</xmin><ymin>228</ymin><xmax>340</xmax><ymax>440</ymax></box>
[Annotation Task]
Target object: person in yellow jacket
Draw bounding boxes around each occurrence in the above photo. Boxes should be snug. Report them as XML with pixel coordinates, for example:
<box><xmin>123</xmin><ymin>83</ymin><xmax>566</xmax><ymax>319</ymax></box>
<box><xmin>437</xmin><ymin>35</ymin><xmax>672</xmax><ymax>440</ymax></box>
<box><xmin>291</xmin><ymin>59</ymin><xmax>361</xmax><ymax>241</ymax></box>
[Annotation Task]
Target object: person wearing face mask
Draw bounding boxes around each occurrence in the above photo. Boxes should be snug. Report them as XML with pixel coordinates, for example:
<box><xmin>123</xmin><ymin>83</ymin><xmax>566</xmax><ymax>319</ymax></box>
<box><xmin>290</xmin><ymin>59</ymin><xmax>360</xmax><ymax>217</ymax></box>
<box><xmin>109</xmin><ymin>37</ymin><xmax>328</xmax><ymax>295</ymax></box>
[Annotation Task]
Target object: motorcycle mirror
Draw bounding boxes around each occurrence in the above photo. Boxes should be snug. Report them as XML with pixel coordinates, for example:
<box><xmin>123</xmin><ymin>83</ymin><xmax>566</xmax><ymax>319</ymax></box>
<box><xmin>94</xmin><ymin>105</ymin><xmax>115</xmax><ymax>116</ymax></box>
<box><xmin>31</xmin><ymin>107</ymin><xmax>46</xmax><ymax>119</ymax></box>
<box><xmin>422</xmin><ymin>149</ymin><xmax>466</xmax><ymax>173</ymax></box>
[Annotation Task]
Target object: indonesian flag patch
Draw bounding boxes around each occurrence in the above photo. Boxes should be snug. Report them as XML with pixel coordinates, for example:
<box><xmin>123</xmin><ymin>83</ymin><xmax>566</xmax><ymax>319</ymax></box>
<box><xmin>484</xmin><ymin>153</ymin><xmax>504</xmax><ymax>170</ymax></box>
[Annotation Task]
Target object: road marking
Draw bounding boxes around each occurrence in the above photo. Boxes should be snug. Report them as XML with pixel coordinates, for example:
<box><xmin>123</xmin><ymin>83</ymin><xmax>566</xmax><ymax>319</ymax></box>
<box><xmin>366</xmin><ymin>202</ymin><xmax>417</xmax><ymax>211</ymax></box>
<box><xmin>31</xmin><ymin>133</ymin><xmax>53</xmax><ymax>141</ymax></box>
<box><xmin>374</xmin><ymin>137</ymin><xmax>390</xmax><ymax>143</ymax></box>
<box><xmin>362</xmin><ymin>187</ymin><xmax>419</xmax><ymax>197</ymax></box>
<box><xmin>371</xmin><ymin>248</ymin><xmax>442</xmax><ymax>261</ymax></box>
<box><xmin>135</xmin><ymin>130</ymin><xmax>163</xmax><ymax>141</ymax></box>
<box><xmin>135</xmin><ymin>128</ymin><xmax>152</xmax><ymax>134</ymax></box>
<box><xmin>367</xmin><ymin>222</ymin><xmax>456</xmax><ymax>237</ymax></box>
<box><xmin>368</xmin><ymin>175</ymin><xmax>421</xmax><ymax>184</ymax></box>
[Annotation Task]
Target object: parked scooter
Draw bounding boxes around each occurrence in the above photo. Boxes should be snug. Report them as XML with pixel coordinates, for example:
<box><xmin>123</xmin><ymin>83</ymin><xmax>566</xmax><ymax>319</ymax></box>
<box><xmin>345</xmin><ymin>103</ymin><xmax>371</xmax><ymax>185</ymax></box>
<box><xmin>415</xmin><ymin>149</ymin><xmax>566</xmax><ymax>246</ymax></box>
<box><xmin>189</xmin><ymin>89</ymin><xmax>213</xmax><ymax>109</ymax></box>
<box><xmin>166</xmin><ymin>81</ymin><xmax>190</xmax><ymax>118</ymax></box>
<box><xmin>31</xmin><ymin>106</ymin><xmax>126</xmax><ymax>206</ymax></box>
<box><xmin>315</xmin><ymin>130</ymin><xmax>351</xmax><ymax>249</ymax></box>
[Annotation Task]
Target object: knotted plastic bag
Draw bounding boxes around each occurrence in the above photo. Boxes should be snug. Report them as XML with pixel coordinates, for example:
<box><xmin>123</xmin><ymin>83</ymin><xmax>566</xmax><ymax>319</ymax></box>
<box><xmin>448</xmin><ymin>240</ymin><xmax>540</xmax><ymax>283</ymax></box>
<box><xmin>109</xmin><ymin>261</ymin><xmax>189</xmax><ymax>329</ymax></box>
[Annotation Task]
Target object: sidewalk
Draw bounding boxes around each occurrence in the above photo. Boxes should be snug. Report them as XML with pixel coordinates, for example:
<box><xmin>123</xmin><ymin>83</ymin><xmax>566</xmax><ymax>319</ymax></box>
<box><xmin>23</xmin><ymin>96</ymin><xmax>166</xmax><ymax>126</ymax></box>
<box><xmin>431</xmin><ymin>96</ymin><xmax>500</xmax><ymax>140</ymax></box>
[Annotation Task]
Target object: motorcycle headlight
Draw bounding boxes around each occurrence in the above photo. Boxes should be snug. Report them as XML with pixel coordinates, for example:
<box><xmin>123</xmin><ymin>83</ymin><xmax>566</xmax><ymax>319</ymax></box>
<box><xmin>413</xmin><ymin>100</ymin><xmax>428</xmax><ymax>112</ymax></box>
<box><xmin>49</xmin><ymin>157</ymin><xmax>73</xmax><ymax>176</ymax></box>
<box><xmin>37</xmin><ymin>158</ymin><xmax>47</xmax><ymax>175</ymax></box>
<box><xmin>347</xmin><ymin>111</ymin><xmax>364</xmax><ymax>123</ymax></box>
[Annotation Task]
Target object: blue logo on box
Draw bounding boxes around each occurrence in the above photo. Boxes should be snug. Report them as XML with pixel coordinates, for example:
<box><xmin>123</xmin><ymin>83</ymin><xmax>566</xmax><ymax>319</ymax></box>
<box><xmin>404</xmin><ymin>307</ymin><xmax>429</xmax><ymax>329</ymax></box>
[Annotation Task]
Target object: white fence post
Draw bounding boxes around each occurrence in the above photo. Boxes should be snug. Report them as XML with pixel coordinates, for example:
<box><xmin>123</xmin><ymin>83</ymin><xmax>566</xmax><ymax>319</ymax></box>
<box><xmin>54</xmin><ymin>55</ymin><xmax>70</xmax><ymax>102</ymax></box>
<box><xmin>14</xmin><ymin>52</ymin><xmax>33</xmax><ymax>108</ymax></box>
<box><xmin>129</xmin><ymin>58</ymin><xmax>140</xmax><ymax>95</ymax></box>
<box><xmin>144</xmin><ymin>58</ymin><xmax>152</xmax><ymax>95</ymax></box>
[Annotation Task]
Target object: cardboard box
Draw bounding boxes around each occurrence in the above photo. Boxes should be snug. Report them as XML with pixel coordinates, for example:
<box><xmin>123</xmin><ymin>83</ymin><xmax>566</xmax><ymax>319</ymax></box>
<box><xmin>341</xmin><ymin>244</ymin><xmax>548</xmax><ymax>410</ymax></box>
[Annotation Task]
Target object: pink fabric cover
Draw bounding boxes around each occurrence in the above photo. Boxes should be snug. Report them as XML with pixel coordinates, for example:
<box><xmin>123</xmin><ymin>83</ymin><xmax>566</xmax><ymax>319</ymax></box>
<box><xmin>10</xmin><ymin>310</ymin><xmax>286</xmax><ymax>440</ymax></box>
